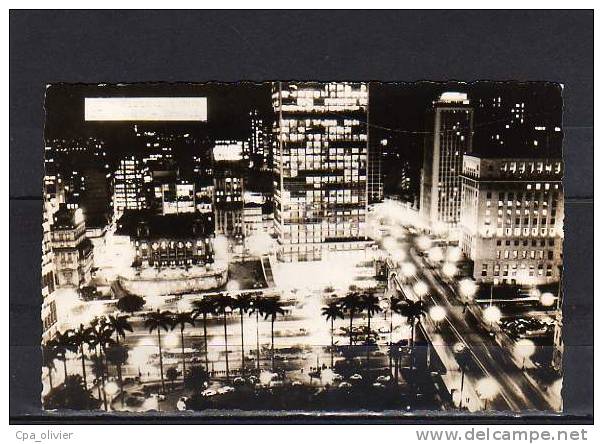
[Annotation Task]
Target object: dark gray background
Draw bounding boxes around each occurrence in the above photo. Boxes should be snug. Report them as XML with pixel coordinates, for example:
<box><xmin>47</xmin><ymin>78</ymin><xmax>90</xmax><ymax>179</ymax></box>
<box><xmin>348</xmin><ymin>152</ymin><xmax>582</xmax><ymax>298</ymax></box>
<box><xmin>9</xmin><ymin>10</ymin><xmax>593</xmax><ymax>422</ymax></box>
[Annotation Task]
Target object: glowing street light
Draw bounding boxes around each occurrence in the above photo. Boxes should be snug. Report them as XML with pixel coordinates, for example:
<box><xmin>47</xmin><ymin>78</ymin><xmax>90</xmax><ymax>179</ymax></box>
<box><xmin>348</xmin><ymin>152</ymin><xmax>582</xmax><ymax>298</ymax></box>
<box><xmin>416</xmin><ymin>235</ymin><xmax>431</xmax><ymax>251</ymax></box>
<box><xmin>391</xmin><ymin>249</ymin><xmax>407</xmax><ymax>264</ymax></box>
<box><xmin>401</xmin><ymin>262</ymin><xmax>416</xmax><ymax>278</ymax></box>
<box><xmin>475</xmin><ymin>377</ymin><xmax>499</xmax><ymax>410</ymax></box>
<box><xmin>413</xmin><ymin>281</ymin><xmax>429</xmax><ymax>298</ymax></box>
<box><xmin>540</xmin><ymin>292</ymin><xmax>556</xmax><ymax>307</ymax></box>
<box><xmin>459</xmin><ymin>279</ymin><xmax>477</xmax><ymax>300</ymax></box>
<box><xmin>442</xmin><ymin>262</ymin><xmax>457</xmax><ymax>278</ymax></box>
<box><xmin>226</xmin><ymin>279</ymin><xmax>241</xmax><ymax>292</ymax></box>
<box><xmin>514</xmin><ymin>338</ymin><xmax>536</xmax><ymax>369</ymax></box>
<box><xmin>429</xmin><ymin>305</ymin><xmax>446</xmax><ymax>323</ymax></box>
<box><xmin>446</xmin><ymin>246</ymin><xmax>462</xmax><ymax>263</ymax></box>
<box><xmin>483</xmin><ymin>305</ymin><xmax>502</xmax><ymax>324</ymax></box>
<box><xmin>428</xmin><ymin>247</ymin><xmax>444</xmax><ymax>262</ymax></box>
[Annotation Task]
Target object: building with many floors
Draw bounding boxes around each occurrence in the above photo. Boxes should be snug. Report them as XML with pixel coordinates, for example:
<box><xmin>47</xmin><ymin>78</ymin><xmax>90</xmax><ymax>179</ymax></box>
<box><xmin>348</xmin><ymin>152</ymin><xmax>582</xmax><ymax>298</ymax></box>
<box><xmin>41</xmin><ymin>199</ymin><xmax>58</xmax><ymax>342</ymax></box>
<box><xmin>272</xmin><ymin>81</ymin><xmax>370</xmax><ymax>262</ymax></box>
<box><xmin>213</xmin><ymin>141</ymin><xmax>245</xmax><ymax>239</ymax></box>
<box><xmin>460</xmin><ymin>155</ymin><xmax>564</xmax><ymax>285</ymax></box>
<box><xmin>421</xmin><ymin>92</ymin><xmax>474</xmax><ymax>231</ymax></box>
<box><xmin>50</xmin><ymin>204</ymin><xmax>94</xmax><ymax>288</ymax></box>
<box><xmin>113</xmin><ymin>156</ymin><xmax>147</xmax><ymax>214</ymax></box>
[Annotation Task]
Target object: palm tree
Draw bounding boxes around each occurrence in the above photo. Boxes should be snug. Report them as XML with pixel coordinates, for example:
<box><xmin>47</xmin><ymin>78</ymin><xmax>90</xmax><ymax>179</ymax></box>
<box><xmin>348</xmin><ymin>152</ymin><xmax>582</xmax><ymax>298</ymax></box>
<box><xmin>42</xmin><ymin>343</ymin><xmax>58</xmax><ymax>390</ymax></box>
<box><xmin>48</xmin><ymin>330</ymin><xmax>77</xmax><ymax>382</ymax></box>
<box><xmin>105</xmin><ymin>315</ymin><xmax>132</xmax><ymax>405</ymax></box>
<box><xmin>87</xmin><ymin>319</ymin><xmax>115</xmax><ymax>410</ymax></box>
<box><xmin>213</xmin><ymin>294</ymin><xmax>234</xmax><ymax>381</ymax></box>
<box><xmin>321</xmin><ymin>301</ymin><xmax>344</xmax><ymax>368</ymax></box>
<box><xmin>260</xmin><ymin>298</ymin><xmax>286</xmax><ymax>371</ymax></box>
<box><xmin>144</xmin><ymin>309</ymin><xmax>173</xmax><ymax>394</ymax></box>
<box><xmin>191</xmin><ymin>298</ymin><xmax>216</xmax><ymax>372</ymax></box>
<box><xmin>394</xmin><ymin>299</ymin><xmax>427</xmax><ymax>369</ymax></box>
<box><xmin>171</xmin><ymin>311</ymin><xmax>195</xmax><ymax>379</ymax></box>
<box><xmin>248</xmin><ymin>294</ymin><xmax>266</xmax><ymax>373</ymax></box>
<box><xmin>105</xmin><ymin>343</ymin><xmax>129</xmax><ymax>406</ymax></box>
<box><xmin>233</xmin><ymin>293</ymin><xmax>253</xmax><ymax>372</ymax></box>
<box><xmin>89</xmin><ymin>354</ymin><xmax>107</xmax><ymax>408</ymax></box>
<box><xmin>70</xmin><ymin>324</ymin><xmax>93</xmax><ymax>387</ymax></box>
<box><xmin>388</xmin><ymin>295</ymin><xmax>403</xmax><ymax>372</ymax></box>
<box><xmin>106</xmin><ymin>315</ymin><xmax>133</xmax><ymax>345</ymax></box>
<box><xmin>341</xmin><ymin>292</ymin><xmax>363</xmax><ymax>346</ymax></box>
<box><xmin>361</xmin><ymin>293</ymin><xmax>382</xmax><ymax>369</ymax></box>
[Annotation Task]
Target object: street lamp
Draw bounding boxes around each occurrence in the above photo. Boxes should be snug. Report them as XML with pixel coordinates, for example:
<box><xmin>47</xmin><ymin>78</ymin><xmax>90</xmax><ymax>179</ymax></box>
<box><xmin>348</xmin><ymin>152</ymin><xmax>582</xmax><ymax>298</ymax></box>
<box><xmin>401</xmin><ymin>262</ymin><xmax>416</xmax><ymax>279</ymax></box>
<box><xmin>452</xmin><ymin>342</ymin><xmax>469</xmax><ymax>409</ymax></box>
<box><xmin>475</xmin><ymin>377</ymin><xmax>499</xmax><ymax>410</ymax></box>
<box><xmin>446</xmin><ymin>246</ymin><xmax>462</xmax><ymax>263</ymax></box>
<box><xmin>105</xmin><ymin>381</ymin><xmax>119</xmax><ymax>411</ymax></box>
<box><xmin>442</xmin><ymin>262</ymin><xmax>457</xmax><ymax>278</ymax></box>
<box><xmin>413</xmin><ymin>280</ymin><xmax>429</xmax><ymax>299</ymax></box>
<box><xmin>416</xmin><ymin>235</ymin><xmax>431</xmax><ymax>251</ymax></box>
<box><xmin>540</xmin><ymin>292</ymin><xmax>556</xmax><ymax>307</ymax></box>
<box><xmin>514</xmin><ymin>338</ymin><xmax>536</xmax><ymax>369</ymax></box>
<box><xmin>429</xmin><ymin>305</ymin><xmax>446</xmax><ymax>331</ymax></box>
<box><xmin>483</xmin><ymin>305</ymin><xmax>502</xmax><ymax>325</ymax></box>
<box><xmin>428</xmin><ymin>247</ymin><xmax>443</xmax><ymax>263</ymax></box>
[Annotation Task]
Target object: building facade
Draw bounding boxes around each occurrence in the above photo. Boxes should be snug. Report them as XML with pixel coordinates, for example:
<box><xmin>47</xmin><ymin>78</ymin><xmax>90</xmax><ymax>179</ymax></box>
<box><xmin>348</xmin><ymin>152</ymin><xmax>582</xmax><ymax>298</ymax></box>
<box><xmin>421</xmin><ymin>92</ymin><xmax>474</xmax><ymax>230</ymax></box>
<box><xmin>272</xmin><ymin>82</ymin><xmax>370</xmax><ymax>262</ymax></box>
<box><xmin>125</xmin><ymin>212</ymin><xmax>215</xmax><ymax>268</ymax></box>
<box><xmin>114</xmin><ymin>156</ymin><xmax>147</xmax><ymax>214</ymax></box>
<box><xmin>213</xmin><ymin>142</ymin><xmax>245</xmax><ymax>239</ymax></box>
<box><xmin>41</xmin><ymin>199</ymin><xmax>58</xmax><ymax>342</ymax></box>
<box><xmin>50</xmin><ymin>204</ymin><xmax>94</xmax><ymax>287</ymax></box>
<box><xmin>460</xmin><ymin>155</ymin><xmax>564</xmax><ymax>285</ymax></box>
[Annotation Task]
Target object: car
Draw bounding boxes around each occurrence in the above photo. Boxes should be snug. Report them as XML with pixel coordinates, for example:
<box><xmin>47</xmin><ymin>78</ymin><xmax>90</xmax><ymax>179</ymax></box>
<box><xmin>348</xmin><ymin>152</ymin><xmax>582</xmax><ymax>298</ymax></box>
<box><xmin>201</xmin><ymin>389</ymin><xmax>217</xmax><ymax>397</ymax></box>
<box><xmin>218</xmin><ymin>385</ymin><xmax>235</xmax><ymax>394</ymax></box>
<box><xmin>376</xmin><ymin>375</ymin><xmax>391</xmax><ymax>383</ymax></box>
<box><xmin>176</xmin><ymin>397</ymin><xmax>188</xmax><ymax>411</ymax></box>
<box><xmin>247</xmin><ymin>376</ymin><xmax>259</xmax><ymax>384</ymax></box>
<box><xmin>349</xmin><ymin>374</ymin><xmax>363</xmax><ymax>381</ymax></box>
<box><xmin>372</xmin><ymin>382</ymin><xmax>385</xmax><ymax>389</ymax></box>
<box><xmin>331</xmin><ymin>373</ymin><xmax>343</xmax><ymax>382</ymax></box>
<box><xmin>338</xmin><ymin>382</ymin><xmax>352</xmax><ymax>389</ymax></box>
<box><xmin>150</xmin><ymin>393</ymin><xmax>166</xmax><ymax>401</ymax></box>
<box><xmin>292</xmin><ymin>380</ymin><xmax>303</xmax><ymax>386</ymax></box>
<box><xmin>233</xmin><ymin>377</ymin><xmax>245</xmax><ymax>386</ymax></box>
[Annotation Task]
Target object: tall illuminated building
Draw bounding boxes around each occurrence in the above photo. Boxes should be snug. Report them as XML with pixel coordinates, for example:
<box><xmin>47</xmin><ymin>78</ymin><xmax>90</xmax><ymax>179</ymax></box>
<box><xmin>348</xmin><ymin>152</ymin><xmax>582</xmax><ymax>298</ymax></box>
<box><xmin>272</xmin><ymin>82</ymin><xmax>370</xmax><ymax>262</ymax></box>
<box><xmin>113</xmin><ymin>156</ymin><xmax>147</xmax><ymax>215</ymax></box>
<box><xmin>420</xmin><ymin>92</ymin><xmax>474</xmax><ymax>230</ymax></box>
<box><xmin>213</xmin><ymin>141</ymin><xmax>245</xmax><ymax>239</ymax></box>
<box><xmin>460</xmin><ymin>155</ymin><xmax>564</xmax><ymax>285</ymax></box>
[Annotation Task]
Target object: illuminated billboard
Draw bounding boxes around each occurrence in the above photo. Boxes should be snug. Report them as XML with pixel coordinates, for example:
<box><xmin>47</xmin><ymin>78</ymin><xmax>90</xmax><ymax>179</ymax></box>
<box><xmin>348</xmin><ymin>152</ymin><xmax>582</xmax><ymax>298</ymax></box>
<box><xmin>84</xmin><ymin>97</ymin><xmax>207</xmax><ymax>121</ymax></box>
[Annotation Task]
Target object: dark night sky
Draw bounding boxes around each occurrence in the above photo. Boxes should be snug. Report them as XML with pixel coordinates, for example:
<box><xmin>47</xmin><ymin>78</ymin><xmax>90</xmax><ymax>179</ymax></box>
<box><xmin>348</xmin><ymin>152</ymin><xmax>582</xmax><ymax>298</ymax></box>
<box><xmin>44</xmin><ymin>81</ymin><xmax>563</xmax><ymax>196</ymax></box>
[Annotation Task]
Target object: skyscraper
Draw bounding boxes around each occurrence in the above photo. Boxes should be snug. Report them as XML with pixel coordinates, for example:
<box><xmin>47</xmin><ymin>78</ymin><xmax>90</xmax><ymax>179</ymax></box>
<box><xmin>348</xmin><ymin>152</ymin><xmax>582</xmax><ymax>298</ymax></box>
<box><xmin>420</xmin><ymin>92</ymin><xmax>474</xmax><ymax>230</ymax></box>
<box><xmin>459</xmin><ymin>155</ymin><xmax>564</xmax><ymax>285</ymax></box>
<box><xmin>272</xmin><ymin>82</ymin><xmax>370</xmax><ymax>262</ymax></box>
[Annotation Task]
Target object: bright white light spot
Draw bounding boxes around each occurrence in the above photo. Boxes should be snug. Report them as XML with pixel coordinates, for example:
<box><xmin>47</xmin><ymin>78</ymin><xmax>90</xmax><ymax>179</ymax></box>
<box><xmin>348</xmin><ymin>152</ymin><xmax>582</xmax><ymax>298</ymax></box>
<box><xmin>429</xmin><ymin>305</ymin><xmax>446</xmax><ymax>322</ymax></box>
<box><xmin>540</xmin><ymin>292</ymin><xmax>556</xmax><ymax>307</ymax></box>
<box><xmin>401</xmin><ymin>262</ymin><xmax>416</xmax><ymax>278</ymax></box>
<box><xmin>105</xmin><ymin>381</ymin><xmax>119</xmax><ymax>396</ymax></box>
<box><xmin>413</xmin><ymin>281</ymin><xmax>429</xmax><ymax>297</ymax></box>
<box><xmin>446</xmin><ymin>246</ymin><xmax>462</xmax><ymax>262</ymax></box>
<box><xmin>514</xmin><ymin>338</ymin><xmax>536</xmax><ymax>358</ymax></box>
<box><xmin>416</xmin><ymin>235</ymin><xmax>431</xmax><ymax>251</ymax></box>
<box><xmin>442</xmin><ymin>262</ymin><xmax>457</xmax><ymax>278</ymax></box>
<box><xmin>459</xmin><ymin>279</ymin><xmax>477</xmax><ymax>299</ymax></box>
<box><xmin>483</xmin><ymin>305</ymin><xmax>502</xmax><ymax>324</ymax></box>
<box><xmin>475</xmin><ymin>377</ymin><xmax>499</xmax><ymax>400</ymax></box>
<box><xmin>226</xmin><ymin>280</ymin><xmax>241</xmax><ymax>292</ymax></box>
<box><xmin>428</xmin><ymin>247</ymin><xmax>444</xmax><ymax>262</ymax></box>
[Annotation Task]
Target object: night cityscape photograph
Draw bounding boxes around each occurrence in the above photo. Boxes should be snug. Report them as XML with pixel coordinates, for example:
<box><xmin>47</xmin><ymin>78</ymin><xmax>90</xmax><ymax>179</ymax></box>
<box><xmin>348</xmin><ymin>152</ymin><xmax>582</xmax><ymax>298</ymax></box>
<box><xmin>40</xmin><ymin>81</ymin><xmax>565</xmax><ymax>415</ymax></box>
